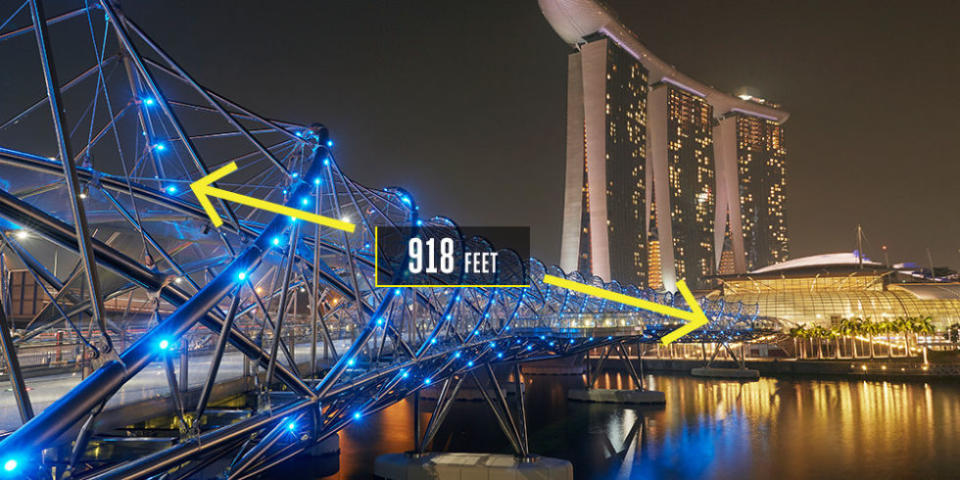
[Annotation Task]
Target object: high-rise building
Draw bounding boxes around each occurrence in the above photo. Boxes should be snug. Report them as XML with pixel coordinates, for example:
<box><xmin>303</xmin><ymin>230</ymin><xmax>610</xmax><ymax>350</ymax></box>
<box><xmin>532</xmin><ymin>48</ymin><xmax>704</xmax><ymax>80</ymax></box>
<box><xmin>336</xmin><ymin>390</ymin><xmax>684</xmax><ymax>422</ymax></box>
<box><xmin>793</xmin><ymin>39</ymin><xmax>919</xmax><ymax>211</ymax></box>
<box><xmin>541</xmin><ymin>0</ymin><xmax>790</xmax><ymax>290</ymax></box>
<box><xmin>560</xmin><ymin>35</ymin><xmax>649</xmax><ymax>286</ymax></box>
<box><xmin>736</xmin><ymin>113</ymin><xmax>788</xmax><ymax>270</ymax></box>
<box><xmin>647</xmin><ymin>85</ymin><xmax>716</xmax><ymax>289</ymax></box>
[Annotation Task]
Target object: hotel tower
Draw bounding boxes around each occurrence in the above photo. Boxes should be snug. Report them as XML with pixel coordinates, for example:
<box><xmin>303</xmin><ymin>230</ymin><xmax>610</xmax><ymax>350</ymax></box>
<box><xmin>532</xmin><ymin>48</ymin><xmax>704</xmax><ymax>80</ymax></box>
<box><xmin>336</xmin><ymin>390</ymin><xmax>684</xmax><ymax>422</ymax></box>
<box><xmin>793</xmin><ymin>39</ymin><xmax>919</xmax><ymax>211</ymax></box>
<box><xmin>541</xmin><ymin>0</ymin><xmax>790</xmax><ymax>290</ymax></box>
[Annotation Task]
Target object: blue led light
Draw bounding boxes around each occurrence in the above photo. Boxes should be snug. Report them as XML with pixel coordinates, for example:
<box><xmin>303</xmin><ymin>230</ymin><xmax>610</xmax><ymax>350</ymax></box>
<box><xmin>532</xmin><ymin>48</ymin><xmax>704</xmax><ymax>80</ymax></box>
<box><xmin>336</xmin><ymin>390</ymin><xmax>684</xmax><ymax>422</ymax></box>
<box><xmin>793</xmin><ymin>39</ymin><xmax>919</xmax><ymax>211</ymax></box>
<box><xmin>154</xmin><ymin>142</ymin><xmax>166</xmax><ymax>152</ymax></box>
<box><xmin>301</xmin><ymin>197</ymin><xmax>309</xmax><ymax>206</ymax></box>
<box><xmin>237</xmin><ymin>272</ymin><xmax>246</xmax><ymax>281</ymax></box>
<box><xmin>401</xmin><ymin>370</ymin><xmax>409</xmax><ymax>378</ymax></box>
<box><xmin>292</xmin><ymin>172</ymin><xmax>299</xmax><ymax>178</ymax></box>
<box><xmin>497</xmin><ymin>352</ymin><xmax>503</xmax><ymax>358</ymax></box>
<box><xmin>272</xmin><ymin>236</ymin><xmax>281</xmax><ymax>246</ymax></box>
<box><xmin>143</xmin><ymin>97</ymin><xmax>155</xmax><ymax>106</ymax></box>
<box><xmin>375</xmin><ymin>318</ymin><xmax>383</xmax><ymax>326</ymax></box>
<box><xmin>158</xmin><ymin>339</ymin><xmax>171</xmax><ymax>351</ymax></box>
<box><xmin>347</xmin><ymin>358</ymin><xmax>355</xmax><ymax>366</ymax></box>
<box><xmin>588</xmin><ymin>337</ymin><xmax>594</xmax><ymax>341</ymax></box>
<box><xmin>400</xmin><ymin>196</ymin><xmax>411</xmax><ymax>206</ymax></box>
<box><xmin>473</xmin><ymin>329</ymin><xmax>479</xmax><ymax>336</ymax></box>
<box><xmin>430</xmin><ymin>338</ymin><xmax>437</xmax><ymax>344</ymax></box>
<box><xmin>467</xmin><ymin>360</ymin><xmax>474</xmax><ymax>367</ymax></box>
<box><xmin>489</xmin><ymin>342</ymin><xmax>496</xmax><ymax>348</ymax></box>
<box><xmin>416</xmin><ymin>220</ymin><xmax>423</xmax><ymax>226</ymax></box>
<box><xmin>326</xmin><ymin>140</ymin><xmax>334</xmax><ymax>147</ymax></box>
<box><xmin>353</xmin><ymin>411</ymin><xmax>361</xmax><ymax>420</ymax></box>
<box><xmin>314</xmin><ymin>178</ymin><xmax>321</xmax><ymax>185</ymax></box>
<box><xmin>549</xmin><ymin>341</ymin><xmax>555</xmax><ymax>347</ymax></box>
<box><xmin>287</xmin><ymin>420</ymin><xmax>296</xmax><ymax>431</ymax></box>
<box><xmin>569</xmin><ymin>339</ymin><xmax>575</xmax><ymax>344</ymax></box>
<box><xmin>295</xmin><ymin>131</ymin><xmax>303</xmax><ymax>137</ymax></box>
<box><xmin>454</xmin><ymin>352</ymin><xmax>461</xmax><ymax>358</ymax></box>
<box><xmin>282</xmin><ymin>189</ymin><xmax>288</xmax><ymax>195</ymax></box>
<box><xmin>539</xmin><ymin>335</ymin><xmax>545</xmax><ymax>340</ymax></box>
<box><xmin>394</xmin><ymin>289</ymin><xmax>402</xmax><ymax>296</ymax></box>
<box><xmin>526</xmin><ymin>345</ymin><xmax>533</xmax><ymax>351</ymax></box>
<box><xmin>424</xmin><ymin>378</ymin><xmax>432</xmax><ymax>385</ymax></box>
<box><xmin>165</xmin><ymin>185</ymin><xmax>177</xmax><ymax>194</ymax></box>
<box><xmin>3</xmin><ymin>459</ymin><xmax>17</xmax><ymax>472</ymax></box>
<box><xmin>323</xmin><ymin>158</ymin><xmax>330</xmax><ymax>166</ymax></box>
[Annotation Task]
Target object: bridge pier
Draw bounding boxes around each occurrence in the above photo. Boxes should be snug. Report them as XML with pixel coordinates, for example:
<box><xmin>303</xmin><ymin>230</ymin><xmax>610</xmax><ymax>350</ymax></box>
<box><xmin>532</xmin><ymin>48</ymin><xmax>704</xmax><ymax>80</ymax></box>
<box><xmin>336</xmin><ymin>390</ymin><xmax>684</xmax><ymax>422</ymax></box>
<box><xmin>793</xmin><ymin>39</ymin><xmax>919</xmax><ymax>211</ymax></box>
<box><xmin>374</xmin><ymin>452</ymin><xmax>572</xmax><ymax>480</ymax></box>
<box><xmin>377</xmin><ymin>364</ymin><xmax>572</xmax><ymax>479</ymax></box>
<box><xmin>690</xmin><ymin>342</ymin><xmax>760</xmax><ymax>380</ymax></box>
<box><xmin>568</xmin><ymin>342</ymin><xmax>665</xmax><ymax>404</ymax></box>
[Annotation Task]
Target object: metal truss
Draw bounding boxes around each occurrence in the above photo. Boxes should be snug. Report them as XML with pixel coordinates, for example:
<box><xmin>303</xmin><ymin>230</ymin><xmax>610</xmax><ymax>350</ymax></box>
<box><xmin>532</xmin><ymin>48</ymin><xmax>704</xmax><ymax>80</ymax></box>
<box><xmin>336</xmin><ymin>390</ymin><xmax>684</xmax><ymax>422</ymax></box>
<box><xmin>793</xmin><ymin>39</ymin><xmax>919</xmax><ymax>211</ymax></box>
<box><xmin>0</xmin><ymin>2</ymin><xmax>778</xmax><ymax>478</ymax></box>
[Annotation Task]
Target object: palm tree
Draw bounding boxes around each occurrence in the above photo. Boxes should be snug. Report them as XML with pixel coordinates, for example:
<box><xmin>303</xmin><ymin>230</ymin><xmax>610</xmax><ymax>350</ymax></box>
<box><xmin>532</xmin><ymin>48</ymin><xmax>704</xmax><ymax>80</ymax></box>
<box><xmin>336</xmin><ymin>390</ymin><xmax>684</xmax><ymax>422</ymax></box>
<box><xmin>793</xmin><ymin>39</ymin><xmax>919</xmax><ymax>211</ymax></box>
<box><xmin>894</xmin><ymin>317</ymin><xmax>911</xmax><ymax>357</ymax></box>
<box><xmin>789</xmin><ymin>324</ymin><xmax>808</xmax><ymax>359</ymax></box>
<box><xmin>810</xmin><ymin>325</ymin><xmax>828</xmax><ymax>359</ymax></box>
<box><xmin>878</xmin><ymin>319</ymin><xmax>895</xmax><ymax>358</ymax></box>
<box><xmin>911</xmin><ymin>316</ymin><xmax>935</xmax><ymax>359</ymax></box>
<box><xmin>860</xmin><ymin>318</ymin><xmax>877</xmax><ymax>359</ymax></box>
<box><xmin>838</xmin><ymin>318</ymin><xmax>859</xmax><ymax>358</ymax></box>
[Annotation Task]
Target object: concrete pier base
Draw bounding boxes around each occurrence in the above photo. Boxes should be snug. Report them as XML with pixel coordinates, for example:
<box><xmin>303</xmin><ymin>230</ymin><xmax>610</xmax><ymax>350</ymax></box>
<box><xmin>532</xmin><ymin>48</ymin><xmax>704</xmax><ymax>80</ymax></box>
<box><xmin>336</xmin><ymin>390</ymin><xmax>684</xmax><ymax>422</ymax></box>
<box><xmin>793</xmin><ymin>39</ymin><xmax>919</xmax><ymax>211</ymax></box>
<box><xmin>567</xmin><ymin>388</ymin><xmax>665</xmax><ymax>404</ymax></box>
<box><xmin>690</xmin><ymin>367</ymin><xmax>760</xmax><ymax>380</ymax></box>
<box><xmin>374</xmin><ymin>452</ymin><xmax>572</xmax><ymax>480</ymax></box>
<box><xmin>521</xmin><ymin>357</ymin><xmax>585</xmax><ymax>375</ymax></box>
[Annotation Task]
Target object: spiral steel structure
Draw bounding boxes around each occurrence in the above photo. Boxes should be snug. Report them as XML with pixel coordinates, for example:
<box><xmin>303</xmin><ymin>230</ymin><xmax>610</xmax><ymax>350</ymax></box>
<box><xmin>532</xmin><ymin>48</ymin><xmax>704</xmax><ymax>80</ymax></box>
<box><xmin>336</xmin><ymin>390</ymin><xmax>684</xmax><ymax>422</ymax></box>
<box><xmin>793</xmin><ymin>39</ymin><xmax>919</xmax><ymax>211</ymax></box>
<box><xmin>0</xmin><ymin>2</ymin><xmax>776</xmax><ymax>478</ymax></box>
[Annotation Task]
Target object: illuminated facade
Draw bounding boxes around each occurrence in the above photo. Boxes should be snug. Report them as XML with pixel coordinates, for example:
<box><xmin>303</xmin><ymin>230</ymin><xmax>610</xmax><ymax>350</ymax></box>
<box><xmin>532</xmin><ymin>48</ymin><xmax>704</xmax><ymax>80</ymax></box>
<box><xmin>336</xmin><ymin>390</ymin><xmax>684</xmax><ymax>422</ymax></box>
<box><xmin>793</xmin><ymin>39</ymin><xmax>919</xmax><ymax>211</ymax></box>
<box><xmin>649</xmin><ymin>85</ymin><xmax>716</xmax><ymax>289</ymax></box>
<box><xmin>718</xmin><ymin>254</ymin><xmax>960</xmax><ymax>330</ymax></box>
<box><xmin>542</xmin><ymin>0</ymin><xmax>789</xmax><ymax>290</ymax></box>
<box><xmin>561</xmin><ymin>36</ymin><xmax>649</xmax><ymax>286</ymax></box>
<box><xmin>734</xmin><ymin>114</ymin><xmax>787</xmax><ymax>270</ymax></box>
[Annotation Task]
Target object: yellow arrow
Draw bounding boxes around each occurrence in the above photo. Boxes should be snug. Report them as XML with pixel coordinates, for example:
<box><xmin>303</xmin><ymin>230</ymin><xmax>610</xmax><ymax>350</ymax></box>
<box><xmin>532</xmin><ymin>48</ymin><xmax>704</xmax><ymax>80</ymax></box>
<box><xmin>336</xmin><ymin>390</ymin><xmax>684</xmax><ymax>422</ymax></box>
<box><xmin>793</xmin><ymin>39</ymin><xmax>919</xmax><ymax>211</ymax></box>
<box><xmin>190</xmin><ymin>162</ymin><xmax>356</xmax><ymax>233</ymax></box>
<box><xmin>542</xmin><ymin>275</ymin><xmax>708</xmax><ymax>345</ymax></box>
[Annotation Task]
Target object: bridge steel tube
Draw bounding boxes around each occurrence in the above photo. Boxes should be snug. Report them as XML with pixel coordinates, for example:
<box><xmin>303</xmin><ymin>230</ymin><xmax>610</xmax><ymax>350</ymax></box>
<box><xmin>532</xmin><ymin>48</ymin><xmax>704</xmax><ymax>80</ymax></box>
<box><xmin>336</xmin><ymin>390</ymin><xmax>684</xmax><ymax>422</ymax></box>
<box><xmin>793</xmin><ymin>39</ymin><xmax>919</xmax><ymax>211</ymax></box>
<box><xmin>0</xmin><ymin>305</ymin><xmax>33</xmax><ymax>421</ymax></box>
<box><xmin>29</xmin><ymin>0</ymin><xmax>113</xmax><ymax>353</ymax></box>
<box><xmin>0</xmin><ymin>183</ymin><xmax>315</xmax><ymax>397</ymax></box>
<box><xmin>0</xmin><ymin>152</ymin><xmax>327</xmax><ymax>459</ymax></box>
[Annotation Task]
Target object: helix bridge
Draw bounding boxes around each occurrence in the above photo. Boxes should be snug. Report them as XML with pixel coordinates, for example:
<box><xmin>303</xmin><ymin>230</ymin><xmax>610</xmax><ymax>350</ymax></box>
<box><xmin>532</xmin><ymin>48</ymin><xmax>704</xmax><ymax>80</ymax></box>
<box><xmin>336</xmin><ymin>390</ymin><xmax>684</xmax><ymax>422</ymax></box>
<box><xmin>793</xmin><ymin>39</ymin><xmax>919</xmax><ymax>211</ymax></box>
<box><xmin>0</xmin><ymin>1</ymin><xmax>777</xmax><ymax>478</ymax></box>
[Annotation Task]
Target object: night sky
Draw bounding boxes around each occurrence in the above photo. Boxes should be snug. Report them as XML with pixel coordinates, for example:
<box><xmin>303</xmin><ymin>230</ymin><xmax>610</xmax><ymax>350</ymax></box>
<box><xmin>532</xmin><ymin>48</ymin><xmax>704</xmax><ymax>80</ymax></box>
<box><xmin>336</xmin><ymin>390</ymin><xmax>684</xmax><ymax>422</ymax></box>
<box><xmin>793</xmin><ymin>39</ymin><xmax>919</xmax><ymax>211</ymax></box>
<box><xmin>121</xmin><ymin>0</ymin><xmax>960</xmax><ymax>269</ymax></box>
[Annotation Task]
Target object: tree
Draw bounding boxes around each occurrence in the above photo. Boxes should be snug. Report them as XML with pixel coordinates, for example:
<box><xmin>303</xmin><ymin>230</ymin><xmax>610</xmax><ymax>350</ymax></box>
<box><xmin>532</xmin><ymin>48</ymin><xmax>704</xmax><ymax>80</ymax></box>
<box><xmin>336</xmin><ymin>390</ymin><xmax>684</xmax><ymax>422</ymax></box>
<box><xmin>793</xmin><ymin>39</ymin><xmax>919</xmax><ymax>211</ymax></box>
<box><xmin>810</xmin><ymin>325</ymin><xmax>828</xmax><ymax>359</ymax></box>
<box><xmin>878</xmin><ymin>319</ymin><xmax>895</xmax><ymax>358</ymax></box>
<box><xmin>910</xmin><ymin>316</ymin><xmax>935</xmax><ymax>357</ymax></box>
<box><xmin>838</xmin><ymin>318</ymin><xmax>859</xmax><ymax>358</ymax></box>
<box><xmin>789</xmin><ymin>324</ymin><xmax>808</xmax><ymax>359</ymax></box>
<box><xmin>859</xmin><ymin>318</ymin><xmax>877</xmax><ymax>359</ymax></box>
<box><xmin>894</xmin><ymin>317</ymin><xmax>911</xmax><ymax>357</ymax></box>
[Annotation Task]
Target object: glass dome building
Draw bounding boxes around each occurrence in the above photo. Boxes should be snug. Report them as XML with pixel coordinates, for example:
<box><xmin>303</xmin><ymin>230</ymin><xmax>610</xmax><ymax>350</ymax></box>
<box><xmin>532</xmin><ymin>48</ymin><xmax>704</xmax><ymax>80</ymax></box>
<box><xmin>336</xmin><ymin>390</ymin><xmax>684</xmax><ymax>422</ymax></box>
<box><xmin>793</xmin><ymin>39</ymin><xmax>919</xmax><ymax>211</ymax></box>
<box><xmin>714</xmin><ymin>253</ymin><xmax>960</xmax><ymax>330</ymax></box>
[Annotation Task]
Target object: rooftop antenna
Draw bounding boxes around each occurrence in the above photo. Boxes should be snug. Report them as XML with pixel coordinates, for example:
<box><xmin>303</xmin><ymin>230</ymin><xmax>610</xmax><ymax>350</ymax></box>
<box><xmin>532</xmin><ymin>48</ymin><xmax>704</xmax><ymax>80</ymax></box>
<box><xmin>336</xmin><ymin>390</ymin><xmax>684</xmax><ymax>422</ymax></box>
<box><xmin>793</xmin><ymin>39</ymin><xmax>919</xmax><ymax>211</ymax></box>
<box><xmin>926</xmin><ymin>248</ymin><xmax>936</xmax><ymax>282</ymax></box>
<box><xmin>856</xmin><ymin>224</ymin><xmax>863</xmax><ymax>270</ymax></box>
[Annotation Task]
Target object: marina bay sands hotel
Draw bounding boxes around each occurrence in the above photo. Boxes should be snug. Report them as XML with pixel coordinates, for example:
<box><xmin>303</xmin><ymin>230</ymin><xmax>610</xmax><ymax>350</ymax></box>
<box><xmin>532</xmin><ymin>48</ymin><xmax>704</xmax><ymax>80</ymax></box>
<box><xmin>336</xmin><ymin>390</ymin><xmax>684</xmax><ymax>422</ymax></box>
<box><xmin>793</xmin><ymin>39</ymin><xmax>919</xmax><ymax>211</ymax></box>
<box><xmin>540</xmin><ymin>0</ymin><xmax>790</xmax><ymax>291</ymax></box>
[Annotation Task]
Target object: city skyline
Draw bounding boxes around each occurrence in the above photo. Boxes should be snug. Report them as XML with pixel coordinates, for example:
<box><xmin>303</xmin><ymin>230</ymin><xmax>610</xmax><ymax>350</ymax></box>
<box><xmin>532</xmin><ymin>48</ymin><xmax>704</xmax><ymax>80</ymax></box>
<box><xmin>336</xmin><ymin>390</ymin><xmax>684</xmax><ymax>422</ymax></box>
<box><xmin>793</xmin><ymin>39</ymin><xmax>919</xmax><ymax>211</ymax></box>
<box><xmin>115</xmin><ymin>0</ymin><xmax>960</xmax><ymax>272</ymax></box>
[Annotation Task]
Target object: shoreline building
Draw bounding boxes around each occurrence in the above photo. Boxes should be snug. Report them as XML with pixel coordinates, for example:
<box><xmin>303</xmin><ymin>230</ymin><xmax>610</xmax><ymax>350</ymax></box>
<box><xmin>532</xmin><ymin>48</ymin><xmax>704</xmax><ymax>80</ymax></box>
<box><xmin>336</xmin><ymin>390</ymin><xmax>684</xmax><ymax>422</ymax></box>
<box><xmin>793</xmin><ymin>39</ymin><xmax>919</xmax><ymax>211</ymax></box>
<box><xmin>540</xmin><ymin>0</ymin><xmax>790</xmax><ymax>290</ymax></box>
<box><xmin>716</xmin><ymin>253</ymin><xmax>960</xmax><ymax>331</ymax></box>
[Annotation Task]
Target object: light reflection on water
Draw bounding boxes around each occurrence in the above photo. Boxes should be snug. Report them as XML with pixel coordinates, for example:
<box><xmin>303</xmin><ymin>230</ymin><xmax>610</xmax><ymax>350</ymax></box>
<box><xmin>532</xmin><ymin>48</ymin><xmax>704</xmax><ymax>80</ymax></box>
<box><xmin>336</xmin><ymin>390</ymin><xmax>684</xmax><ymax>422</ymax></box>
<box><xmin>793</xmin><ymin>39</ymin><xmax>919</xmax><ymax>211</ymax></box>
<box><xmin>306</xmin><ymin>373</ymin><xmax>960</xmax><ymax>479</ymax></box>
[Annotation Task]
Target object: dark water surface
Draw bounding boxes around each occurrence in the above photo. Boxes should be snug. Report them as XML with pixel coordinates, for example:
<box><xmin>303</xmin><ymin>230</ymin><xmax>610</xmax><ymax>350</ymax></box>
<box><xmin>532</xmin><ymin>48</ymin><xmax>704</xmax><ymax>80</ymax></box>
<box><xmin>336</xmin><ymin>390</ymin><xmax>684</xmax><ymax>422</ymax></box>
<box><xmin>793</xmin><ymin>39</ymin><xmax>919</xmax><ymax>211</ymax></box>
<box><xmin>295</xmin><ymin>372</ymin><xmax>960</xmax><ymax>479</ymax></box>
